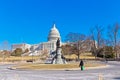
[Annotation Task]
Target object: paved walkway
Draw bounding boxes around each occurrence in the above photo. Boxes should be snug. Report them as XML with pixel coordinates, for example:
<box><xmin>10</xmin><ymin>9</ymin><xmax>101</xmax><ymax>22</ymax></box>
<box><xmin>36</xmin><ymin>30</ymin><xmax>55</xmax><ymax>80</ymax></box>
<box><xmin>0</xmin><ymin>61</ymin><xmax>120</xmax><ymax>80</ymax></box>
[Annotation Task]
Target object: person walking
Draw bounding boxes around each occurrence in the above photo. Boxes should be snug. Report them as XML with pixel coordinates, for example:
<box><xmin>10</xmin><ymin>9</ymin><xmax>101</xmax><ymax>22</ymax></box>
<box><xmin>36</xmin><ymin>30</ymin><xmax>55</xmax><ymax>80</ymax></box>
<box><xmin>79</xmin><ymin>60</ymin><xmax>84</xmax><ymax>71</ymax></box>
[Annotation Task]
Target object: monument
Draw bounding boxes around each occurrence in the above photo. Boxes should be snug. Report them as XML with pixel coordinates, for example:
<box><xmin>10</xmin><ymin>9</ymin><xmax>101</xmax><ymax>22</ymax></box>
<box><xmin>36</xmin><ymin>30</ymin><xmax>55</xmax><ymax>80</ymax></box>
<box><xmin>51</xmin><ymin>38</ymin><xmax>67</xmax><ymax>64</ymax></box>
<box><xmin>44</xmin><ymin>24</ymin><xmax>66</xmax><ymax>64</ymax></box>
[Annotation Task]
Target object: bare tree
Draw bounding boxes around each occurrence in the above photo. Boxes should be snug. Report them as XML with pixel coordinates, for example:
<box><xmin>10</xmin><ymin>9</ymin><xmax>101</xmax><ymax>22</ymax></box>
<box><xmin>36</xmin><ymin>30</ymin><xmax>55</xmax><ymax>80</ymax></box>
<box><xmin>65</xmin><ymin>32</ymin><xmax>84</xmax><ymax>42</ymax></box>
<box><xmin>1</xmin><ymin>41</ymin><xmax>9</xmax><ymax>62</ymax></box>
<box><xmin>61</xmin><ymin>44</ymin><xmax>73</xmax><ymax>55</ymax></box>
<box><xmin>96</xmin><ymin>26</ymin><xmax>104</xmax><ymax>48</ymax></box>
<box><xmin>90</xmin><ymin>26</ymin><xmax>104</xmax><ymax>59</ymax></box>
<box><xmin>65</xmin><ymin>32</ymin><xmax>86</xmax><ymax>60</ymax></box>
<box><xmin>2</xmin><ymin>41</ymin><xmax>9</xmax><ymax>50</ymax></box>
<box><xmin>108</xmin><ymin>23</ymin><xmax>120</xmax><ymax>59</ymax></box>
<box><xmin>90</xmin><ymin>27</ymin><xmax>97</xmax><ymax>56</ymax></box>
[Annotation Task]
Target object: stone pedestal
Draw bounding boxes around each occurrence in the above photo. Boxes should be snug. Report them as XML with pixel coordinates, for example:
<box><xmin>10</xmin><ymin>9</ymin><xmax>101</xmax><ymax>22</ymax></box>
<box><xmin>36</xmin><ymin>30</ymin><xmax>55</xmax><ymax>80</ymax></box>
<box><xmin>45</xmin><ymin>38</ymin><xmax>67</xmax><ymax>64</ymax></box>
<box><xmin>52</xmin><ymin>48</ymin><xmax>66</xmax><ymax>64</ymax></box>
<box><xmin>55</xmin><ymin>48</ymin><xmax>64</xmax><ymax>64</ymax></box>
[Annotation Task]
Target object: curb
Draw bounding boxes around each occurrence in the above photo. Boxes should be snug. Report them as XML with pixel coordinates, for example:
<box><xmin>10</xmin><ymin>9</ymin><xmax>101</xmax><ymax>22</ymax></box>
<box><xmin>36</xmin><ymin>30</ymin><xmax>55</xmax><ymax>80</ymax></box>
<box><xmin>9</xmin><ymin>65</ymin><xmax>109</xmax><ymax>71</ymax></box>
<box><xmin>7</xmin><ymin>67</ymin><xmax>16</xmax><ymax>70</ymax></box>
<box><xmin>85</xmin><ymin>65</ymin><xmax>109</xmax><ymax>70</ymax></box>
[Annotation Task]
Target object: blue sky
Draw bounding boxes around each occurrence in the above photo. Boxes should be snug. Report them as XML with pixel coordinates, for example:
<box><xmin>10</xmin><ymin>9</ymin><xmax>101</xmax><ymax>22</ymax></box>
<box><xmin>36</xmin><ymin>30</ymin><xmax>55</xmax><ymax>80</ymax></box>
<box><xmin>0</xmin><ymin>0</ymin><xmax>120</xmax><ymax>47</ymax></box>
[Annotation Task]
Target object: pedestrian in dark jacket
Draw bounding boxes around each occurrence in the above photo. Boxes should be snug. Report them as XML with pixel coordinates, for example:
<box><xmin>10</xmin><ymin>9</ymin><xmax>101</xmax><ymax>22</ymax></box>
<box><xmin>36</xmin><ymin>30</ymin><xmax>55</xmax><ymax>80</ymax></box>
<box><xmin>79</xmin><ymin>60</ymin><xmax>84</xmax><ymax>70</ymax></box>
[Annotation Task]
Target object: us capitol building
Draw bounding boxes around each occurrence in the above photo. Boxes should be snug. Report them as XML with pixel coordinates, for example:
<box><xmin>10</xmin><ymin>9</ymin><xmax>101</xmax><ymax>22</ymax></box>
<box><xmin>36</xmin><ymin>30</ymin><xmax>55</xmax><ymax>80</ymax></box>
<box><xmin>12</xmin><ymin>24</ymin><xmax>64</xmax><ymax>56</ymax></box>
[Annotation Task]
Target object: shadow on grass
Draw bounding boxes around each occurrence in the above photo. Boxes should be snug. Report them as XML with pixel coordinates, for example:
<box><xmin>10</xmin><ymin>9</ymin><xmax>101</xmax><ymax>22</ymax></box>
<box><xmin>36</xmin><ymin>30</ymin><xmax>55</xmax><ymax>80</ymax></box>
<box><xmin>114</xmin><ymin>77</ymin><xmax>120</xmax><ymax>79</ymax></box>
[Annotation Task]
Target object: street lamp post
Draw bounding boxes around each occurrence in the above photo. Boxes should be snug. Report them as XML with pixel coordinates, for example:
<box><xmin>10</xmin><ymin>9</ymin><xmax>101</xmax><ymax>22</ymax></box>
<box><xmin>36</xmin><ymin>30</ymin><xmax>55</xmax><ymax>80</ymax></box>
<box><xmin>32</xmin><ymin>53</ymin><xmax>33</xmax><ymax>63</ymax></box>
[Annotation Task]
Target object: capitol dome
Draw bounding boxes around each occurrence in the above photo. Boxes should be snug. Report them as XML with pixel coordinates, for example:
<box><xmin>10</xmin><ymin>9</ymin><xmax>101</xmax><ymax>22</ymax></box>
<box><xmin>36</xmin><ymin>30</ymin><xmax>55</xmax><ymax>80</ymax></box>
<box><xmin>48</xmin><ymin>24</ymin><xmax>61</xmax><ymax>41</ymax></box>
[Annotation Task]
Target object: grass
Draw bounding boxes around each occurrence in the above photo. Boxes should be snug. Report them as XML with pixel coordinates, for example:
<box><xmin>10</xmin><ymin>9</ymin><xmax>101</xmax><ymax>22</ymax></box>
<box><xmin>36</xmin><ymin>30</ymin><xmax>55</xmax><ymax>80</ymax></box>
<box><xmin>0</xmin><ymin>56</ymin><xmax>40</xmax><ymax>62</ymax></box>
<box><xmin>1</xmin><ymin>53</ymin><xmax>105</xmax><ymax>70</ymax></box>
<box><xmin>0</xmin><ymin>53</ymin><xmax>95</xmax><ymax>62</ymax></box>
<box><xmin>65</xmin><ymin>53</ymin><xmax>95</xmax><ymax>59</ymax></box>
<box><xmin>13</xmin><ymin>62</ymin><xmax>105</xmax><ymax>70</ymax></box>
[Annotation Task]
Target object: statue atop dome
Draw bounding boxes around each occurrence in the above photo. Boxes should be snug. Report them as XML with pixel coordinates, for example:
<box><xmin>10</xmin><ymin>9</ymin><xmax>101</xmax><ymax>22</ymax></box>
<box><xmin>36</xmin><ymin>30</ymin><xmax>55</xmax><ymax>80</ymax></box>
<box><xmin>53</xmin><ymin>24</ymin><xmax>56</xmax><ymax>28</ymax></box>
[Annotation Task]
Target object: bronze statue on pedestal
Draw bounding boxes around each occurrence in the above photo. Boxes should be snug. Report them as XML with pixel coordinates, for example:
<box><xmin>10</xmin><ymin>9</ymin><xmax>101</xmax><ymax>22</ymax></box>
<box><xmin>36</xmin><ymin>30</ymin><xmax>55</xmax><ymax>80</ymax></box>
<box><xmin>56</xmin><ymin>38</ymin><xmax>60</xmax><ymax>48</ymax></box>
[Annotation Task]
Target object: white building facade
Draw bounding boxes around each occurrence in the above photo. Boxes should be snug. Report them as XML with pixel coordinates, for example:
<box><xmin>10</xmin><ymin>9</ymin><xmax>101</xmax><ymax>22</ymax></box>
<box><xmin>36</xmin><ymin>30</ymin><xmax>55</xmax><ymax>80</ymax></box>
<box><xmin>38</xmin><ymin>24</ymin><xmax>61</xmax><ymax>53</ymax></box>
<box><xmin>11</xmin><ymin>24</ymin><xmax>62</xmax><ymax>55</ymax></box>
<box><xmin>12</xmin><ymin>43</ymin><xmax>31</xmax><ymax>51</ymax></box>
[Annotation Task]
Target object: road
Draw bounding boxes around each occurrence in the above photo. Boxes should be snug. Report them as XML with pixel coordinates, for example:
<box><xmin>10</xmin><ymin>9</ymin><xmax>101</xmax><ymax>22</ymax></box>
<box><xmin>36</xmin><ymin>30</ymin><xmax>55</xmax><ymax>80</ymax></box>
<box><xmin>0</xmin><ymin>61</ymin><xmax>120</xmax><ymax>80</ymax></box>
